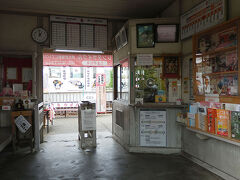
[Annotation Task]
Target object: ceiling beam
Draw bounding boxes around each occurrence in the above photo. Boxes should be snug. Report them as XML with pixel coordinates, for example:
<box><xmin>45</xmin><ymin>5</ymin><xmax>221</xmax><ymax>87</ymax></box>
<box><xmin>0</xmin><ymin>8</ymin><xmax>129</xmax><ymax>20</ymax></box>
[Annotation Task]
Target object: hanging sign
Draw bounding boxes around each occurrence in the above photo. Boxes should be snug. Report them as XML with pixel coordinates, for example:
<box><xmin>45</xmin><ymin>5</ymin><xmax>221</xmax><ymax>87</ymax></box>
<box><xmin>50</xmin><ymin>15</ymin><xmax>107</xmax><ymax>25</ymax></box>
<box><xmin>96</xmin><ymin>74</ymin><xmax>106</xmax><ymax>113</ymax></box>
<box><xmin>43</xmin><ymin>53</ymin><xmax>113</xmax><ymax>67</ymax></box>
<box><xmin>180</xmin><ymin>0</ymin><xmax>226</xmax><ymax>40</ymax></box>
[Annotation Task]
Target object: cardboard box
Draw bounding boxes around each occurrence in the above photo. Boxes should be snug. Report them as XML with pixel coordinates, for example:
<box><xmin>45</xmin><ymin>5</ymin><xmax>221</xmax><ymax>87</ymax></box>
<box><xmin>196</xmin><ymin>113</ymin><xmax>207</xmax><ymax>131</ymax></box>
<box><xmin>189</xmin><ymin>118</ymin><xmax>196</xmax><ymax>128</ymax></box>
<box><xmin>155</xmin><ymin>95</ymin><xmax>166</xmax><ymax>103</ymax></box>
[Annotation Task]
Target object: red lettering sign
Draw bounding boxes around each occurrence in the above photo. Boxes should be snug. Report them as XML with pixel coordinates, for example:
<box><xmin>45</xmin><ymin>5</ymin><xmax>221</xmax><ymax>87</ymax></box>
<box><xmin>43</xmin><ymin>53</ymin><xmax>113</xmax><ymax>67</ymax></box>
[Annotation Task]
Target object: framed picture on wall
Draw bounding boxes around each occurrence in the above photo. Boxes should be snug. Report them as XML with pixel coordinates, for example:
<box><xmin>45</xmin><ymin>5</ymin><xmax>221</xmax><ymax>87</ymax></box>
<box><xmin>115</xmin><ymin>32</ymin><xmax>122</xmax><ymax>50</ymax></box>
<box><xmin>22</xmin><ymin>68</ymin><xmax>32</xmax><ymax>83</ymax></box>
<box><xmin>120</xmin><ymin>27</ymin><xmax>128</xmax><ymax>47</ymax></box>
<box><xmin>155</xmin><ymin>24</ymin><xmax>178</xmax><ymax>43</ymax></box>
<box><xmin>136</xmin><ymin>24</ymin><xmax>155</xmax><ymax>48</ymax></box>
<box><xmin>163</xmin><ymin>56</ymin><xmax>180</xmax><ymax>78</ymax></box>
<box><xmin>7</xmin><ymin>67</ymin><xmax>17</xmax><ymax>80</ymax></box>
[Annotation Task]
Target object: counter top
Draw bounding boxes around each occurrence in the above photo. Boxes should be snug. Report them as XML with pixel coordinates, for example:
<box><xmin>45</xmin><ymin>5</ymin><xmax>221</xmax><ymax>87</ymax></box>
<box><xmin>132</xmin><ymin>103</ymin><xmax>188</xmax><ymax>108</ymax></box>
<box><xmin>113</xmin><ymin>100</ymin><xmax>188</xmax><ymax>108</ymax></box>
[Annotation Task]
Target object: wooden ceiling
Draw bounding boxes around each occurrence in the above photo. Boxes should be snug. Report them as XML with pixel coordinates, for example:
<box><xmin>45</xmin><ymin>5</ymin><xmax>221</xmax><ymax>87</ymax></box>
<box><xmin>0</xmin><ymin>0</ymin><xmax>174</xmax><ymax>19</ymax></box>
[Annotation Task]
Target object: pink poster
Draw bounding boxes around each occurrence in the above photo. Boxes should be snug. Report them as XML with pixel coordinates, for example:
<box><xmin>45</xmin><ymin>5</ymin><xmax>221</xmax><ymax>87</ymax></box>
<box><xmin>43</xmin><ymin>53</ymin><xmax>113</xmax><ymax>67</ymax></box>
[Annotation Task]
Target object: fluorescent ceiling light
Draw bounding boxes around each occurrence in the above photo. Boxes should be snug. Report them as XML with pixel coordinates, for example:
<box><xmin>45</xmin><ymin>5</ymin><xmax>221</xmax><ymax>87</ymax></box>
<box><xmin>54</xmin><ymin>49</ymin><xmax>104</xmax><ymax>54</ymax></box>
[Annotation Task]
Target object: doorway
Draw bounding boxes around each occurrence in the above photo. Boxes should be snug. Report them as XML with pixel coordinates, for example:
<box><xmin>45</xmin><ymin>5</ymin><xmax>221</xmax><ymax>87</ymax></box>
<box><xmin>42</xmin><ymin>52</ymin><xmax>113</xmax><ymax>140</ymax></box>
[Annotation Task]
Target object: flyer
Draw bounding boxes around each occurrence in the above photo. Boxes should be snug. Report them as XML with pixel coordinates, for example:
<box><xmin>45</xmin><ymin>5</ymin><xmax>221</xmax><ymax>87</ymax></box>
<box><xmin>140</xmin><ymin>110</ymin><xmax>166</xmax><ymax>147</ymax></box>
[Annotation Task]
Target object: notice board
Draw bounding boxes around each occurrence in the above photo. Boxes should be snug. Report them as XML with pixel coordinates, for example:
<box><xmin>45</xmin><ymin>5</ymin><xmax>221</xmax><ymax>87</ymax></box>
<box><xmin>50</xmin><ymin>15</ymin><xmax>107</xmax><ymax>50</ymax></box>
<box><xmin>140</xmin><ymin>110</ymin><xmax>167</xmax><ymax>147</ymax></box>
<box><xmin>180</xmin><ymin>0</ymin><xmax>226</xmax><ymax>40</ymax></box>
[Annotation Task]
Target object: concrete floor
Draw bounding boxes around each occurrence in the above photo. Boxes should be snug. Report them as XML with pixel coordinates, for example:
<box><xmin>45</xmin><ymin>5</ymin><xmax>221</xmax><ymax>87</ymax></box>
<box><xmin>0</xmin><ymin>114</ymin><xmax>222</xmax><ymax>180</ymax></box>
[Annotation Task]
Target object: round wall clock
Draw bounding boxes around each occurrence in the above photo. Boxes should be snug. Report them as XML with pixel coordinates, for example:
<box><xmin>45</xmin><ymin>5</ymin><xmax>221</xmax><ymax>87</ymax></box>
<box><xmin>31</xmin><ymin>27</ymin><xmax>48</xmax><ymax>43</ymax></box>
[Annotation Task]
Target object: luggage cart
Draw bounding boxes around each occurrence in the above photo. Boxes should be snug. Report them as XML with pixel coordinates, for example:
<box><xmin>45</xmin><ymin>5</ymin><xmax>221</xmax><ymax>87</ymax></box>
<box><xmin>78</xmin><ymin>101</ymin><xmax>96</xmax><ymax>148</ymax></box>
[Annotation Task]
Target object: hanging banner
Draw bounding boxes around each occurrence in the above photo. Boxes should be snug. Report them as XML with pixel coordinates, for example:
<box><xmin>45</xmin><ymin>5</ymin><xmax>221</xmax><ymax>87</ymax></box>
<box><xmin>43</xmin><ymin>53</ymin><xmax>113</xmax><ymax>67</ymax></box>
<box><xmin>180</xmin><ymin>0</ymin><xmax>226</xmax><ymax>40</ymax></box>
<box><xmin>96</xmin><ymin>74</ymin><xmax>106</xmax><ymax>113</ymax></box>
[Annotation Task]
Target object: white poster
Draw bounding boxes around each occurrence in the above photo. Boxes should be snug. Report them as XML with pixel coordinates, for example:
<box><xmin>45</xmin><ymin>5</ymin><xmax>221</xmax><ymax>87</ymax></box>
<box><xmin>137</xmin><ymin>54</ymin><xmax>153</xmax><ymax>66</ymax></box>
<box><xmin>205</xmin><ymin>94</ymin><xmax>219</xmax><ymax>102</ymax></box>
<box><xmin>22</xmin><ymin>68</ymin><xmax>32</xmax><ymax>83</ymax></box>
<box><xmin>180</xmin><ymin>0</ymin><xmax>226</xmax><ymax>40</ymax></box>
<box><xmin>15</xmin><ymin>115</ymin><xmax>32</xmax><ymax>134</ymax></box>
<box><xmin>81</xmin><ymin>109</ymin><xmax>96</xmax><ymax>130</ymax></box>
<box><xmin>85</xmin><ymin>67</ymin><xmax>93</xmax><ymax>91</ymax></box>
<box><xmin>140</xmin><ymin>110</ymin><xmax>167</xmax><ymax>147</ymax></box>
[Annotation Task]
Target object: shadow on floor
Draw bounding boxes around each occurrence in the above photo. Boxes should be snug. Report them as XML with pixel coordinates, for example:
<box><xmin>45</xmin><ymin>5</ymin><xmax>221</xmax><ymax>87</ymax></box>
<box><xmin>0</xmin><ymin>114</ymin><xmax>223</xmax><ymax>180</ymax></box>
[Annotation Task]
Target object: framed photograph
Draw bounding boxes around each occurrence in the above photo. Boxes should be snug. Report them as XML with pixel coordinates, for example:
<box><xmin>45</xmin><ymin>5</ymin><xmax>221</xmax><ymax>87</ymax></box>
<box><xmin>7</xmin><ymin>67</ymin><xmax>17</xmax><ymax>80</ymax></box>
<box><xmin>136</xmin><ymin>24</ymin><xmax>155</xmax><ymax>48</ymax></box>
<box><xmin>163</xmin><ymin>56</ymin><xmax>180</xmax><ymax>78</ymax></box>
<box><xmin>115</xmin><ymin>32</ymin><xmax>122</xmax><ymax>50</ymax></box>
<box><xmin>22</xmin><ymin>68</ymin><xmax>32</xmax><ymax>83</ymax></box>
<box><xmin>156</xmin><ymin>24</ymin><xmax>178</xmax><ymax>43</ymax></box>
<box><xmin>120</xmin><ymin>27</ymin><xmax>128</xmax><ymax>47</ymax></box>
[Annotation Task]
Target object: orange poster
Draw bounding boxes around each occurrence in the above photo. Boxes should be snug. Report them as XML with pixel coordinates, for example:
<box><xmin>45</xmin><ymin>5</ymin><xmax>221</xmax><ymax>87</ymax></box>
<box><xmin>216</xmin><ymin>109</ymin><xmax>230</xmax><ymax>137</ymax></box>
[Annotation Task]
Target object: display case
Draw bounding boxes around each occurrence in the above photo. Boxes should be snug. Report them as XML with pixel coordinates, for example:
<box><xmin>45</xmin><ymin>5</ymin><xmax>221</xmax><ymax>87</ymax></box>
<box><xmin>193</xmin><ymin>18</ymin><xmax>240</xmax><ymax>103</ymax></box>
<box><xmin>187</xmin><ymin>18</ymin><xmax>240</xmax><ymax>145</ymax></box>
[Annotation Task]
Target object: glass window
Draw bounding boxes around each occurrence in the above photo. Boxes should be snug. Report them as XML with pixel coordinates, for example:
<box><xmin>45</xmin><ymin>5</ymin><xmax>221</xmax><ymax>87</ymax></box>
<box><xmin>117</xmin><ymin>65</ymin><xmax>121</xmax><ymax>99</ymax></box>
<box><xmin>189</xmin><ymin>58</ymin><xmax>194</xmax><ymax>100</ymax></box>
<box><xmin>135</xmin><ymin>57</ymin><xmax>166</xmax><ymax>103</ymax></box>
<box><xmin>114</xmin><ymin>60</ymin><xmax>129</xmax><ymax>101</ymax></box>
<box><xmin>121</xmin><ymin>61</ymin><xmax>129</xmax><ymax>100</ymax></box>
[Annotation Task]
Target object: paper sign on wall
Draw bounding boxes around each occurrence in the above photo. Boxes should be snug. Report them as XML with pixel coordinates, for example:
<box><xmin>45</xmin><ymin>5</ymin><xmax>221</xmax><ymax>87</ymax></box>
<box><xmin>81</xmin><ymin>109</ymin><xmax>96</xmax><ymax>130</ymax></box>
<box><xmin>137</xmin><ymin>54</ymin><xmax>153</xmax><ymax>66</ymax></box>
<box><xmin>205</xmin><ymin>94</ymin><xmax>219</xmax><ymax>103</ymax></box>
<box><xmin>140</xmin><ymin>110</ymin><xmax>166</xmax><ymax>147</ymax></box>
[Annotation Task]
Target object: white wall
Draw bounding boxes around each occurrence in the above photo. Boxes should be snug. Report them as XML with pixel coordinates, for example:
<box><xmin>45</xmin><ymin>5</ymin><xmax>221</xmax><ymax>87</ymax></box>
<box><xmin>0</xmin><ymin>14</ymin><xmax>37</xmax><ymax>52</ymax></box>
<box><xmin>0</xmin><ymin>13</ymin><xmax>123</xmax><ymax>100</ymax></box>
<box><xmin>0</xmin><ymin>13</ymin><xmax>50</xmax><ymax>100</ymax></box>
<box><xmin>161</xmin><ymin>0</ymin><xmax>240</xmax><ymax>179</ymax></box>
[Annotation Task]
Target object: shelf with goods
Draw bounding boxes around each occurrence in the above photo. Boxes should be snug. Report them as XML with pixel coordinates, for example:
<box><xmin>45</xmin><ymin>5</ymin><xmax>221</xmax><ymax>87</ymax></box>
<box><xmin>195</xmin><ymin>46</ymin><xmax>237</xmax><ymax>57</ymax></box>
<box><xmin>193</xmin><ymin>18</ymin><xmax>240</xmax><ymax>104</ymax></box>
<box><xmin>186</xmin><ymin>127</ymin><xmax>240</xmax><ymax>147</ymax></box>
<box><xmin>187</xmin><ymin>104</ymin><xmax>240</xmax><ymax>144</ymax></box>
<box><xmin>202</xmin><ymin>71</ymin><xmax>238</xmax><ymax>77</ymax></box>
<box><xmin>189</xmin><ymin>18</ymin><xmax>240</xmax><ymax>145</ymax></box>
